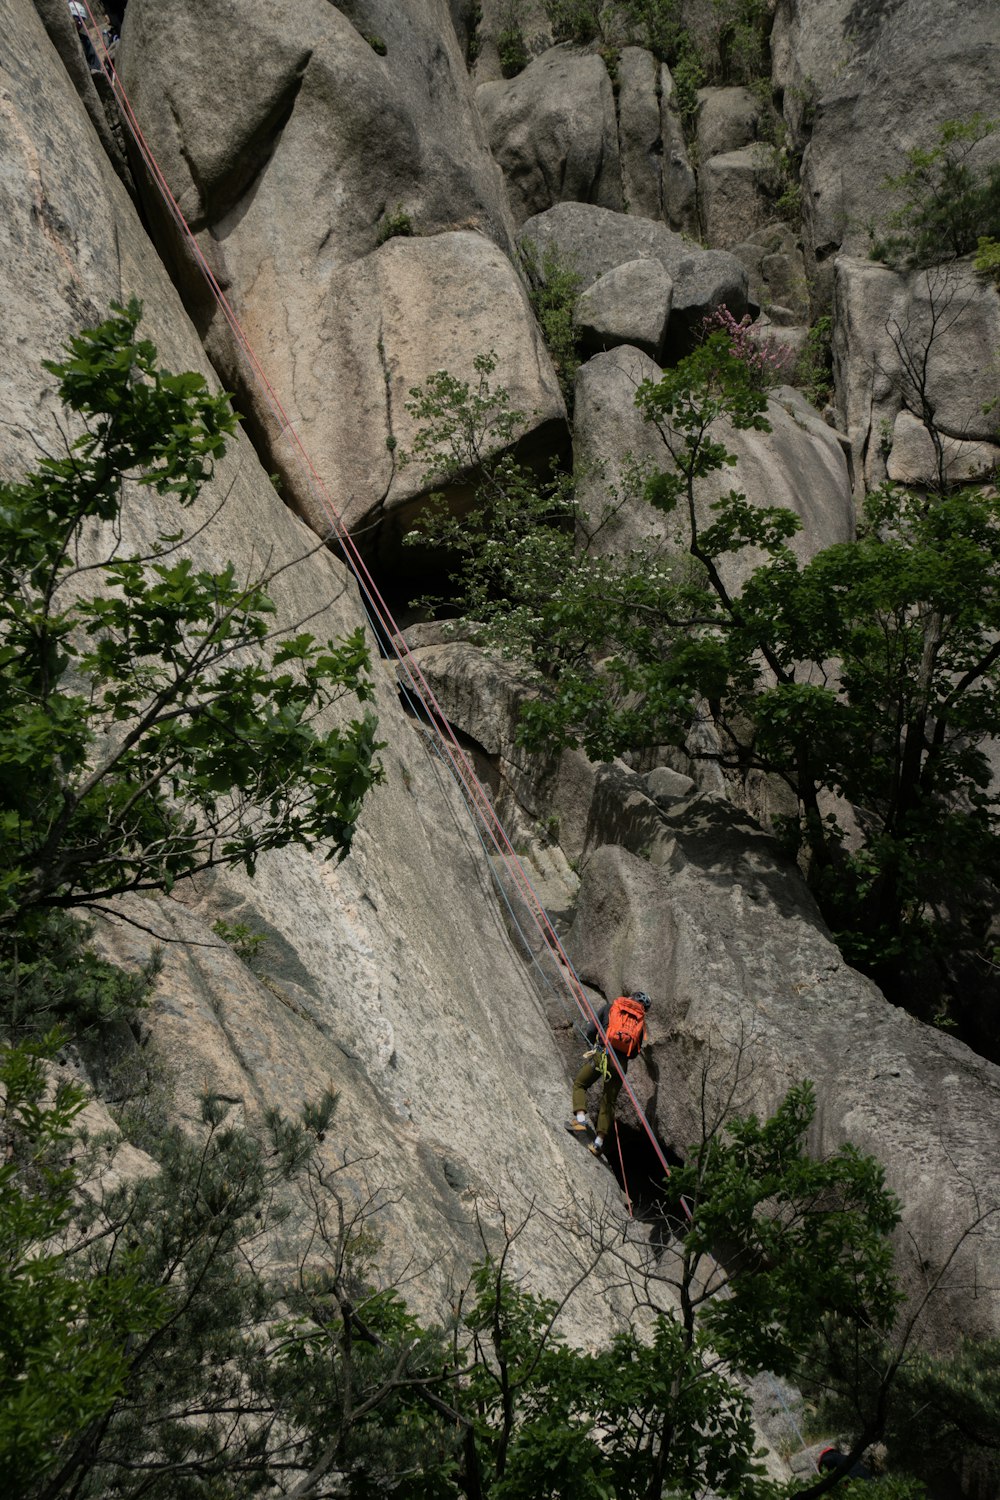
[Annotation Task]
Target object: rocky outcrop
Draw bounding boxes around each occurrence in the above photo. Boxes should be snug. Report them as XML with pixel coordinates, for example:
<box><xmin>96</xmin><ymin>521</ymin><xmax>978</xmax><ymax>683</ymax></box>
<box><xmin>4</xmin><ymin>0</ymin><xmax>637</xmax><ymax>1328</ymax></box>
<box><xmin>519</xmin><ymin>201</ymin><xmax>752</xmax><ymax>356</ymax></box>
<box><xmin>115</xmin><ymin>0</ymin><xmax>569</xmax><ymax>555</ymax></box>
<box><xmin>477</xmin><ymin>46</ymin><xmax>623</xmax><ymax>224</ymax></box>
<box><xmin>833</xmin><ymin>256</ymin><xmax>1000</xmax><ymax>493</ymax></box>
<box><xmin>14</xmin><ymin>0</ymin><xmax>1000</xmax><ymax>1431</ymax></box>
<box><xmin>255</xmin><ymin>229</ymin><xmax>567</xmax><ymax>553</ymax></box>
<box><xmin>772</xmin><ymin>0</ymin><xmax>1000</xmax><ymax>292</ymax></box>
<box><xmin>572</xmin><ymin>347</ymin><xmax>853</xmax><ymax>587</ymax></box>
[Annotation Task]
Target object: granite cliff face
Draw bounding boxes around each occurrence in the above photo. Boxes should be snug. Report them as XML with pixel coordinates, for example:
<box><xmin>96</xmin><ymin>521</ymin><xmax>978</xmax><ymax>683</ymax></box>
<box><xmin>8</xmin><ymin>0</ymin><xmax>1000</xmax><ymax>1476</ymax></box>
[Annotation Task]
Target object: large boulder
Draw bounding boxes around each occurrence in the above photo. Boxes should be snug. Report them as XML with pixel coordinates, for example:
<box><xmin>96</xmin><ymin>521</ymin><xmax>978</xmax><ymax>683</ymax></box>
<box><xmin>573</xmin><ymin>347</ymin><xmax>853</xmax><ymax>588</ymax></box>
<box><xmin>116</xmin><ymin>1</ymin><xmax>563</xmax><ymax>555</ymax></box>
<box><xmin>617</xmin><ymin>47</ymin><xmax>698</xmax><ymax>234</ymax></box>
<box><xmin>833</xmin><ymin>256</ymin><xmax>1000</xmax><ymax>493</ymax></box>
<box><xmin>519</xmin><ymin>201</ymin><xmax>752</xmax><ymax>356</ymax></box>
<box><xmin>254</xmin><ymin>230</ymin><xmax>567</xmax><ymax>555</ymax></box>
<box><xmin>699</xmin><ymin>146</ymin><xmax>774</xmax><ymax>248</ymax></box>
<box><xmin>771</xmin><ymin>0</ymin><xmax>1000</xmax><ymax>292</ymax></box>
<box><xmin>695</xmin><ymin>86</ymin><xmax>761</xmax><ymax>160</ymax></box>
<box><xmin>476</xmin><ymin>45</ymin><xmax>622</xmax><ymax>224</ymax></box>
<box><xmin>573</xmin><ymin>259</ymin><xmax>673</xmax><ymax>360</ymax></box>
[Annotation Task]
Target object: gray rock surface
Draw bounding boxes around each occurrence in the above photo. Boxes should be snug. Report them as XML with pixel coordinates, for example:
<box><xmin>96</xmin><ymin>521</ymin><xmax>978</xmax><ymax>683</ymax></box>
<box><xmin>567</xmin><ymin>816</ymin><xmax>1000</xmax><ymax>1352</ymax></box>
<box><xmin>772</xmin><ymin>0</ymin><xmax>1000</xmax><ymax>289</ymax></box>
<box><xmin>519</xmin><ymin>202</ymin><xmax>751</xmax><ymax>355</ymax></box>
<box><xmin>887</xmin><ymin>410</ymin><xmax>1000</xmax><ymax>488</ymax></box>
<box><xmin>833</xmin><ymin>257</ymin><xmax>1000</xmax><ymax>493</ymax></box>
<box><xmin>116</xmin><ymin>0</ymin><xmax>558</xmax><ymax>551</ymax></box>
<box><xmin>477</xmin><ymin>46</ymin><xmax>622</xmax><ymax>224</ymax></box>
<box><xmin>695</xmin><ymin>86</ymin><xmax>761</xmax><ymax>160</ymax></box>
<box><xmin>699</xmin><ymin>145</ymin><xmax>772</xmax><ymax>248</ymax></box>
<box><xmin>398</xmin><ymin>641</ymin><xmax>1000</xmax><ymax>1350</ymax></box>
<box><xmin>573</xmin><ymin>348</ymin><xmax>853</xmax><ymax>589</ymax></box>
<box><xmin>573</xmin><ymin>258</ymin><xmax>673</xmax><ymax>360</ymax></box>
<box><xmin>256</xmin><ymin>229</ymin><xmax>567</xmax><ymax>550</ymax></box>
<box><xmin>730</xmin><ymin>222</ymin><xmax>810</xmax><ymax>322</ymax></box>
<box><xmin>616</xmin><ymin>48</ymin><xmax>698</xmax><ymax>235</ymax></box>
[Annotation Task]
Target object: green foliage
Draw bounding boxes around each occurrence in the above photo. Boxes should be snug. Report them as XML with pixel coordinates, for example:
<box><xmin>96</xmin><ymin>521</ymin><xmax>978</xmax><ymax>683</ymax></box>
<box><xmin>793</xmin><ymin>314</ymin><xmax>834</xmax><ymax>408</ymax></box>
<box><xmin>871</xmin><ymin>115</ymin><xmax>1000</xmax><ymax>269</ymax></box>
<box><xmin>542</xmin><ymin>0</ymin><xmax>608</xmax><ymax>44</ymax></box>
<box><xmin>666</xmin><ymin>1083</ymin><xmax>902</xmax><ymax>1381</ymax></box>
<box><xmin>709</xmin><ymin>0</ymin><xmax>772</xmax><ymax>85</ymax></box>
<box><xmin>211</xmin><ymin>916</ymin><xmax>269</xmax><ymax>969</ymax></box>
<box><xmin>362</xmin><ymin>31</ymin><xmax>387</xmax><ymax>55</ymax></box>
<box><xmin>1</xmin><ymin>1035</ymin><xmax>974</xmax><ymax>1497</ymax></box>
<box><xmin>521</xmin><ymin>240</ymin><xmax>584</xmax><ymax>406</ymax></box>
<box><xmin>0</xmin><ymin>300</ymin><xmax>383</xmax><ymax>1035</ymax></box>
<box><xmin>376</xmin><ymin>205</ymin><xmax>414</xmax><ymax>245</ymax></box>
<box><xmin>0</xmin><ymin>1035</ymin><xmax>167</xmax><ymax>1494</ymax></box>
<box><xmin>497</xmin><ymin>27</ymin><xmax>529</xmax><ymax>76</ymax></box>
<box><xmin>975</xmin><ymin>233</ymin><xmax>1000</xmax><ymax>287</ymax></box>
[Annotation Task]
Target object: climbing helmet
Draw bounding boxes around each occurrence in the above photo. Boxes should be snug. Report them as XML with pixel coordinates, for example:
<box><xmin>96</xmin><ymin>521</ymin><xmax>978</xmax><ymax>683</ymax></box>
<box><xmin>631</xmin><ymin>990</ymin><xmax>652</xmax><ymax>1010</ymax></box>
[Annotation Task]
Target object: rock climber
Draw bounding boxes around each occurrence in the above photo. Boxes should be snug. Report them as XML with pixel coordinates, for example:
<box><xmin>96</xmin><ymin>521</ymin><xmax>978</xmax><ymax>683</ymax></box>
<box><xmin>566</xmin><ymin>990</ymin><xmax>651</xmax><ymax>1157</ymax></box>
<box><xmin>68</xmin><ymin>0</ymin><xmax>100</xmax><ymax>71</ymax></box>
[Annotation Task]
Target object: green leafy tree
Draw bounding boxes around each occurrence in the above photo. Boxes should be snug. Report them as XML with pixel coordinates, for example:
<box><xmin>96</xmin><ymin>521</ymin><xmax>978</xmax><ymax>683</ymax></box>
<box><xmin>0</xmin><ymin>1035</ymin><xmax>165</xmax><ymax>1495</ymax></box>
<box><xmin>871</xmin><ymin>115</ymin><xmax>1000</xmax><ymax>269</ymax></box>
<box><xmin>0</xmin><ymin>300</ymin><xmax>383</xmax><ymax>1037</ymax></box>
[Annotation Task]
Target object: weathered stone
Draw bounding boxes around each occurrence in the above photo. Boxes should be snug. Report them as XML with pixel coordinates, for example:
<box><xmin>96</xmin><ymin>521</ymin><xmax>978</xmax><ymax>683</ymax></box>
<box><xmin>2</xmin><ymin>0</ymin><xmax>638</xmax><ymax>1330</ymax></box>
<box><xmin>645</xmin><ymin>766</ymin><xmax>696</xmax><ymax>801</ymax></box>
<box><xmin>617</xmin><ymin>47</ymin><xmax>663</xmax><ymax>222</ymax></box>
<box><xmin>519</xmin><ymin>201</ymin><xmax>751</xmax><ymax>355</ymax></box>
<box><xmin>772</xmin><ymin>0</ymin><xmax>1000</xmax><ymax>291</ymax></box>
<box><xmin>252</xmin><ymin>230</ymin><xmax>567</xmax><ymax>554</ymax></box>
<box><xmin>695</xmin><ymin>85</ymin><xmax>761</xmax><ymax>160</ymax></box>
<box><xmin>117</xmin><ymin>0</ymin><xmax>531</xmax><ymax>555</ymax></box>
<box><xmin>659</xmin><ymin>65</ymin><xmax>699</xmax><ymax>235</ymax></box>
<box><xmin>833</xmin><ymin>256</ymin><xmax>1000</xmax><ymax>493</ymax></box>
<box><xmin>887</xmin><ymin>410</ymin><xmax>1000</xmax><ymax>487</ymax></box>
<box><xmin>699</xmin><ymin>145</ymin><xmax>773</xmax><ymax>248</ymax></box>
<box><xmin>729</xmin><ymin>221</ymin><xmax>811</xmax><ymax>321</ymax></box>
<box><xmin>476</xmin><ymin>46</ymin><xmax>622</xmax><ymax>225</ymax></box>
<box><xmin>470</xmin><ymin>0</ymin><xmax>554</xmax><ymax>86</ymax></box>
<box><xmin>391</xmin><ymin>638</ymin><xmax>1000</xmax><ymax>1351</ymax></box>
<box><xmin>573</xmin><ymin>258</ymin><xmax>673</xmax><ymax>360</ymax></box>
<box><xmin>573</xmin><ymin>348</ymin><xmax>853</xmax><ymax>591</ymax></box>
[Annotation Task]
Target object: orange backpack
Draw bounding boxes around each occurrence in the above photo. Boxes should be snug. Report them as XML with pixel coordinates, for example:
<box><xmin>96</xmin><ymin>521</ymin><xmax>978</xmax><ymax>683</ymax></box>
<box><xmin>606</xmin><ymin>995</ymin><xmax>645</xmax><ymax>1059</ymax></box>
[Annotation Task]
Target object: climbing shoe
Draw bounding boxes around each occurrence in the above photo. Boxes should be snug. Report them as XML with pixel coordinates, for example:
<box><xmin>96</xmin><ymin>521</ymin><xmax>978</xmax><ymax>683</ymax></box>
<box><xmin>588</xmin><ymin>1140</ymin><xmax>605</xmax><ymax>1157</ymax></box>
<box><xmin>565</xmin><ymin>1118</ymin><xmax>592</xmax><ymax>1136</ymax></box>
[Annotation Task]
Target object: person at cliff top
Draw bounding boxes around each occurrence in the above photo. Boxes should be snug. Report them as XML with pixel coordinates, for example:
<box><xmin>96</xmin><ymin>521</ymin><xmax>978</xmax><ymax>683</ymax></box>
<box><xmin>566</xmin><ymin>991</ymin><xmax>650</xmax><ymax>1157</ymax></box>
<box><xmin>817</xmin><ymin>1447</ymin><xmax>875</xmax><ymax>1481</ymax></box>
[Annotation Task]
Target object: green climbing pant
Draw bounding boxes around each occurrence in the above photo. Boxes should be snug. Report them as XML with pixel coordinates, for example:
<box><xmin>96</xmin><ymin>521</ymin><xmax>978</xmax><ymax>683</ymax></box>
<box><xmin>572</xmin><ymin>1056</ymin><xmax>622</xmax><ymax>1139</ymax></box>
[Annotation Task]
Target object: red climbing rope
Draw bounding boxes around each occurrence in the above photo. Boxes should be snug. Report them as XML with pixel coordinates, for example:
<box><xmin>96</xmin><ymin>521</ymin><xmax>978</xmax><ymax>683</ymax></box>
<box><xmin>77</xmin><ymin>8</ymin><xmax>676</xmax><ymax>1190</ymax></box>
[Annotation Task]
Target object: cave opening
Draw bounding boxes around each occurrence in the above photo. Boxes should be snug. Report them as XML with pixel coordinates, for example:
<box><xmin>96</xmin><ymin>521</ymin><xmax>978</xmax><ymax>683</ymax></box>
<box><xmin>605</xmin><ymin>1120</ymin><xmax>686</xmax><ymax>1226</ymax></box>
